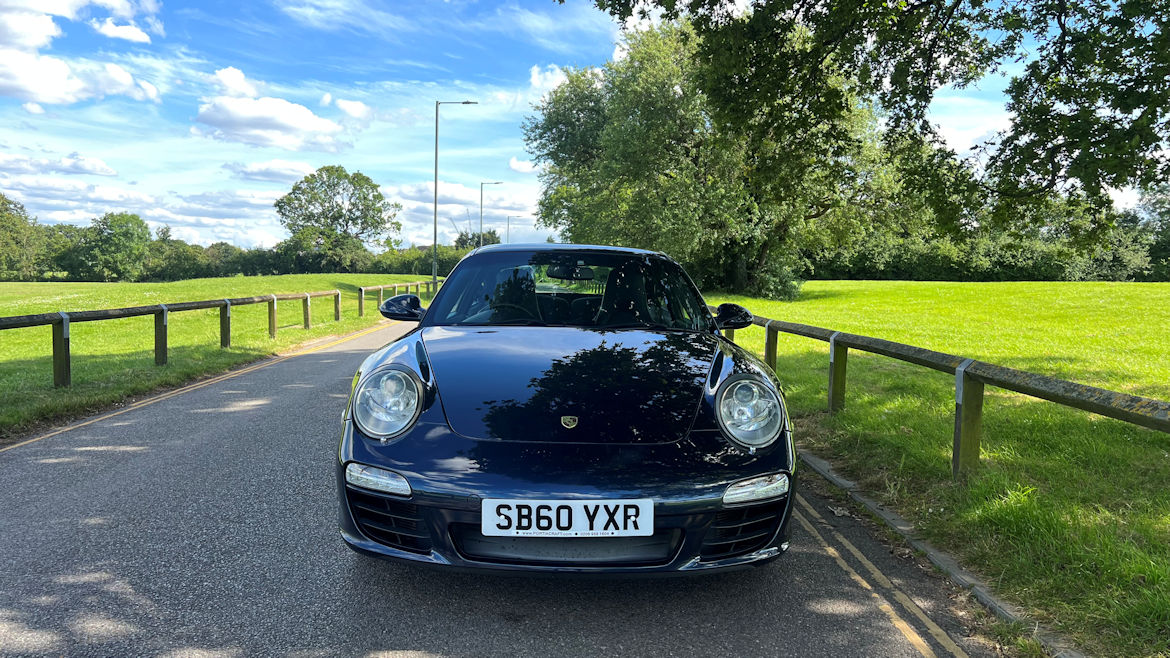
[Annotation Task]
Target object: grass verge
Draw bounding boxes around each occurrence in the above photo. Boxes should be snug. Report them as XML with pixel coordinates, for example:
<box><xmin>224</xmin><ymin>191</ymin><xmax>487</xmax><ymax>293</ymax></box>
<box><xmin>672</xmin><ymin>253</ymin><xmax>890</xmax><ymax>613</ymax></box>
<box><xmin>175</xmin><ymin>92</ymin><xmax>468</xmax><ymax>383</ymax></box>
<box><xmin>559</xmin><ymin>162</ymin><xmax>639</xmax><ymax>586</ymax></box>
<box><xmin>0</xmin><ymin>274</ymin><xmax>434</xmax><ymax>442</ymax></box>
<box><xmin>708</xmin><ymin>280</ymin><xmax>1170</xmax><ymax>657</ymax></box>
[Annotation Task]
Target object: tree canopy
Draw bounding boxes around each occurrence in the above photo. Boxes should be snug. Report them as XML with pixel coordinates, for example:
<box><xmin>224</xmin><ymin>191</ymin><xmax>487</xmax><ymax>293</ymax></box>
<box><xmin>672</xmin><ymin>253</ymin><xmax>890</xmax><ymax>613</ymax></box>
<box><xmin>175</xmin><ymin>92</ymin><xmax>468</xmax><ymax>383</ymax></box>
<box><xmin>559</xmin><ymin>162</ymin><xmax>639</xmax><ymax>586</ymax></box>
<box><xmin>589</xmin><ymin>0</ymin><xmax>1170</xmax><ymax>210</ymax></box>
<box><xmin>274</xmin><ymin>165</ymin><xmax>402</xmax><ymax>271</ymax></box>
<box><xmin>524</xmin><ymin>23</ymin><xmax>942</xmax><ymax>297</ymax></box>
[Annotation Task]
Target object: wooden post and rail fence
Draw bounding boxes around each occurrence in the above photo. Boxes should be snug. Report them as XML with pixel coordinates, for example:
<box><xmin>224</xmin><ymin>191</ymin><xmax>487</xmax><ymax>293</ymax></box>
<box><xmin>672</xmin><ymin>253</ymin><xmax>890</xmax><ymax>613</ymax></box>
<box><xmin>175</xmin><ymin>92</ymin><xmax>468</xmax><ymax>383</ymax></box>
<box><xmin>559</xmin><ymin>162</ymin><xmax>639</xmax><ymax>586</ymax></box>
<box><xmin>0</xmin><ymin>280</ymin><xmax>435</xmax><ymax>389</ymax></box>
<box><xmin>718</xmin><ymin>308</ymin><xmax>1170</xmax><ymax>481</ymax></box>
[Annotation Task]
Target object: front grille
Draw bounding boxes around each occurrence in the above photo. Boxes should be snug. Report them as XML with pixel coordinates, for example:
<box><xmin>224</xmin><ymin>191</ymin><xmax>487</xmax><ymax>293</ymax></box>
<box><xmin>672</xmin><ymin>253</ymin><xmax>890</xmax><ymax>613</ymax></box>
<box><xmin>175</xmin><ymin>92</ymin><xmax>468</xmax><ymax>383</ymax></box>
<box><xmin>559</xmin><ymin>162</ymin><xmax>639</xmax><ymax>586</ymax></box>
<box><xmin>347</xmin><ymin>487</ymin><xmax>431</xmax><ymax>554</ymax></box>
<box><xmin>700</xmin><ymin>500</ymin><xmax>785</xmax><ymax>561</ymax></box>
<box><xmin>450</xmin><ymin>524</ymin><xmax>682</xmax><ymax>567</ymax></box>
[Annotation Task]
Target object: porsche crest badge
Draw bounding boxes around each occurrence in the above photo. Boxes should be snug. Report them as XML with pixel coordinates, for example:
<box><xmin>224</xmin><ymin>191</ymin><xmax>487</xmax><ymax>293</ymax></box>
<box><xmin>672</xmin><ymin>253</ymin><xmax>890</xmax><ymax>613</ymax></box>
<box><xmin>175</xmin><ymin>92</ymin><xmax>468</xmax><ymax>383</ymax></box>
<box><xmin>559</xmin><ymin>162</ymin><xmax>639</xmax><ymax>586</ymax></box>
<box><xmin>560</xmin><ymin>415</ymin><xmax>578</xmax><ymax>429</ymax></box>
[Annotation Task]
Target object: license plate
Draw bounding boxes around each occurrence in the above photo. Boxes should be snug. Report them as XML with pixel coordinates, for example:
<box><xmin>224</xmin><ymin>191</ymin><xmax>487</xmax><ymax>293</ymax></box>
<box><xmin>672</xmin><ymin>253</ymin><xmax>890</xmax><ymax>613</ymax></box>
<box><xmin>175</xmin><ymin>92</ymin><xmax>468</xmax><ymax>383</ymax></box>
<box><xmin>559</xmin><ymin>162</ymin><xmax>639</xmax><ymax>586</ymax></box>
<box><xmin>481</xmin><ymin>499</ymin><xmax>654</xmax><ymax>537</ymax></box>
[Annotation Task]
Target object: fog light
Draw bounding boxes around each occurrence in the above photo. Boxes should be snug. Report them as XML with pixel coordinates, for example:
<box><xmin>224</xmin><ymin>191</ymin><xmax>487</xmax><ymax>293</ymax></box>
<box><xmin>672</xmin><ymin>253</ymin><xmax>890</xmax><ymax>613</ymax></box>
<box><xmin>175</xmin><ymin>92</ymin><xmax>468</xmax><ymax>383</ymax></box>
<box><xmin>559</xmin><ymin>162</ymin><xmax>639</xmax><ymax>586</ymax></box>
<box><xmin>345</xmin><ymin>463</ymin><xmax>412</xmax><ymax>497</ymax></box>
<box><xmin>723</xmin><ymin>473</ymin><xmax>789</xmax><ymax>505</ymax></box>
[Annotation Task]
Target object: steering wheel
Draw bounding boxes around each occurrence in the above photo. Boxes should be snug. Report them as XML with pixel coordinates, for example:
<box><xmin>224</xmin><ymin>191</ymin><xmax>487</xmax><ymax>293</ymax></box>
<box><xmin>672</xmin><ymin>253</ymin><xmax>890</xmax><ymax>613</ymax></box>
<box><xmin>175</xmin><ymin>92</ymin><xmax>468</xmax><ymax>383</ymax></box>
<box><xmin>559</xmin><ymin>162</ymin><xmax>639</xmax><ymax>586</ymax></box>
<box><xmin>491</xmin><ymin>303</ymin><xmax>538</xmax><ymax>319</ymax></box>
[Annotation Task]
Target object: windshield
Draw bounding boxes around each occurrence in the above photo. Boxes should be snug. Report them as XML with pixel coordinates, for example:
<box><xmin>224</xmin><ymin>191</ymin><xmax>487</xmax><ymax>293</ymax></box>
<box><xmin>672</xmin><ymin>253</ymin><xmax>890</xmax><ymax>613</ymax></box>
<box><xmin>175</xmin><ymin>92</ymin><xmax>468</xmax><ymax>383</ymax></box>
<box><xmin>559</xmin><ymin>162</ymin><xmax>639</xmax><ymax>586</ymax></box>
<box><xmin>425</xmin><ymin>250</ymin><xmax>713</xmax><ymax>331</ymax></box>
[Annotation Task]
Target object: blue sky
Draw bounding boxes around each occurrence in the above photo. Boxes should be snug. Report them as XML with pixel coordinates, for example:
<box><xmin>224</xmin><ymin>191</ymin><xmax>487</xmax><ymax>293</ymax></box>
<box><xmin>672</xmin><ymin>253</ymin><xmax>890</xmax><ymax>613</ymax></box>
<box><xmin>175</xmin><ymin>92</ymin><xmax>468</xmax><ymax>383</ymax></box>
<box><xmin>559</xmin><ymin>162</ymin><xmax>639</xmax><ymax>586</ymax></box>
<box><xmin>0</xmin><ymin>0</ymin><xmax>1075</xmax><ymax>250</ymax></box>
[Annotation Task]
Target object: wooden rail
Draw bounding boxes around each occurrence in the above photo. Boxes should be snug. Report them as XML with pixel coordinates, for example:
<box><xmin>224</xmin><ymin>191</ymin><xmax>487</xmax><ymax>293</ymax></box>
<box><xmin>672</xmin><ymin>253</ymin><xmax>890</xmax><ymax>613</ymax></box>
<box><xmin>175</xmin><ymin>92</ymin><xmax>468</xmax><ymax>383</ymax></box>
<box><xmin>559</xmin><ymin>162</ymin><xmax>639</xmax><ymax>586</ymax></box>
<box><xmin>0</xmin><ymin>281</ymin><xmax>430</xmax><ymax>388</ymax></box>
<box><xmin>358</xmin><ymin>279</ymin><xmax>439</xmax><ymax>317</ymax></box>
<box><xmin>716</xmin><ymin>308</ymin><xmax>1170</xmax><ymax>479</ymax></box>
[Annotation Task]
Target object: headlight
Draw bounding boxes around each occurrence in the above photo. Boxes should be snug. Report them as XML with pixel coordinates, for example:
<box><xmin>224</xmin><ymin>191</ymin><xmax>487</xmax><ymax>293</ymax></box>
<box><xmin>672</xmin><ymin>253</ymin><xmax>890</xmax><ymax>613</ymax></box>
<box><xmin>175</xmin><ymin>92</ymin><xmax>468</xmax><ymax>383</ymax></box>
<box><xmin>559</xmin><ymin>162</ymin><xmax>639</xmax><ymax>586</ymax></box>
<box><xmin>716</xmin><ymin>375</ymin><xmax>784</xmax><ymax>450</ymax></box>
<box><xmin>353</xmin><ymin>366</ymin><xmax>422</xmax><ymax>440</ymax></box>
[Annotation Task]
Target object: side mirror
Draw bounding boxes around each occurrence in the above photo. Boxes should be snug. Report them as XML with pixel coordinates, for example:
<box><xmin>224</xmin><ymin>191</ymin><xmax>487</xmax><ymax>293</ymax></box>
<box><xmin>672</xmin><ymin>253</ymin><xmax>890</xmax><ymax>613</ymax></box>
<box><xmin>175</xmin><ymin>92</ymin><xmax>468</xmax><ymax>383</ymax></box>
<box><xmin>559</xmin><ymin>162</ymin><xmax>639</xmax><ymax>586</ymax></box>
<box><xmin>380</xmin><ymin>294</ymin><xmax>425</xmax><ymax>321</ymax></box>
<box><xmin>714</xmin><ymin>303</ymin><xmax>753</xmax><ymax>330</ymax></box>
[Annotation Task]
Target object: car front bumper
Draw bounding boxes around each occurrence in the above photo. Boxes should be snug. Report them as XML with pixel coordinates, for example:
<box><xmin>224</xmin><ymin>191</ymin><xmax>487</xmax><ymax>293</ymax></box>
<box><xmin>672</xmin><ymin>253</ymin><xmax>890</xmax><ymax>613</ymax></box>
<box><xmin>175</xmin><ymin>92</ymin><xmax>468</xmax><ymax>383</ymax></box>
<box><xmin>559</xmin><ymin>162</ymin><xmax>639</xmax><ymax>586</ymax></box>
<box><xmin>336</xmin><ymin>422</ymin><xmax>795</xmax><ymax>574</ymax></box>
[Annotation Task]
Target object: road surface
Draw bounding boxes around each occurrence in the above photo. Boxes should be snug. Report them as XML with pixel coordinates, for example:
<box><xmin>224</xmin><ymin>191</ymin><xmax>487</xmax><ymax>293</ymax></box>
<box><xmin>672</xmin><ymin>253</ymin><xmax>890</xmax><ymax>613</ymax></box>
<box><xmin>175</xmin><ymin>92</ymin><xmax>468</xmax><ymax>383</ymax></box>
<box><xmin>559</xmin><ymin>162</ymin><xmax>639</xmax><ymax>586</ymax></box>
<box><xmin>0</xmin><ymin>322</ymin><xmax>993</xmax><ymax>657</ymax></box>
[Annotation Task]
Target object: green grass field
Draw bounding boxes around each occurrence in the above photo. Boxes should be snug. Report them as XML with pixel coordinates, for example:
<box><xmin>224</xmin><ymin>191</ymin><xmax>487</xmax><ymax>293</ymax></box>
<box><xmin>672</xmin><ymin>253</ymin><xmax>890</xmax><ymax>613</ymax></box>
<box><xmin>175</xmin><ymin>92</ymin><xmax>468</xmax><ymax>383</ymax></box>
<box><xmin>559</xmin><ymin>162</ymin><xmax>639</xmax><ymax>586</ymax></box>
<box><xmin>709</xmin><ymin>281</ymin><xmax>1170</xmax><ymax>657</ymax></box>
<box><xmin>0</xmin><ymin>274</ymin><xmax>435</xmax><ymax>439</ymax></box>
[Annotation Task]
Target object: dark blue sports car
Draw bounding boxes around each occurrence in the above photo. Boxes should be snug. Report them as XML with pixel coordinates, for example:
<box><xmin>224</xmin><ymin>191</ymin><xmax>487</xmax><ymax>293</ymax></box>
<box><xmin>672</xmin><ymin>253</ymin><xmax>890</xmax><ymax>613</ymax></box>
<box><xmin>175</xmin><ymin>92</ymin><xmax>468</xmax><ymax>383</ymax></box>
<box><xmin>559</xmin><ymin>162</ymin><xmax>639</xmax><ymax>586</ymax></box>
<box><xmin>337</xmin><ymin>244</ymin><xmax>795</xmax><ymax>573</ymax></box>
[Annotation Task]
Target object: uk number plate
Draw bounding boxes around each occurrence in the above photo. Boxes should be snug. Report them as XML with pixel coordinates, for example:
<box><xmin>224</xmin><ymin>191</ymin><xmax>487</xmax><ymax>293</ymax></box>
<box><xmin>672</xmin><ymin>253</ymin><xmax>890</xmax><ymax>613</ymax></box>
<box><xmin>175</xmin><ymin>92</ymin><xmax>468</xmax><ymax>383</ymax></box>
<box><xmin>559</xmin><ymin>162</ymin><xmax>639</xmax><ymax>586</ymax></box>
<box><xmin>481</xmin><ymin>499</ymin><xmax>654</xmax><ymax>537</ymax></box>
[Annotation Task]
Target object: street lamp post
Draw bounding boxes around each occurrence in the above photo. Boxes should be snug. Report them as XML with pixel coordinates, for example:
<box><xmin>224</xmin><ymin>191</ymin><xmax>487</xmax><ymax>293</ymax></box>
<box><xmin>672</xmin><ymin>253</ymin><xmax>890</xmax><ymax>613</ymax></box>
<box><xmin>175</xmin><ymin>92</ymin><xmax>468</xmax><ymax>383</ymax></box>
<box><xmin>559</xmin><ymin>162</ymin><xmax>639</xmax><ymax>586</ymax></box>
<box><xmin>479</xmin><ymin>181</ymin><xmax>502</xmax><ymax>248</ymax></box>
<box><xmin>506</xmin><ymin>215</ymin><xmax>532</xmax><ymax>243</ymax></box>
<box><xmin>433</xmin><ymin>100</ymin><xmax>477</xmax><ymax>287</ymax></box>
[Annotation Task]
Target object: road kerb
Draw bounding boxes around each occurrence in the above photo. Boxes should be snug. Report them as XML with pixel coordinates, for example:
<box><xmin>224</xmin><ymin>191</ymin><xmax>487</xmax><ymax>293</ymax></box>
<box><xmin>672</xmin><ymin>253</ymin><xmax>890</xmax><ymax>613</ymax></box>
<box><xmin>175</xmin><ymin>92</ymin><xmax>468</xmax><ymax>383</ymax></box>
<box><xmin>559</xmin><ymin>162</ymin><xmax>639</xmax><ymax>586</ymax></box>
<box><xmin>797</xmin><ymin>449</ymin><xmax>1088</xmax><ymax>658</ymax></box>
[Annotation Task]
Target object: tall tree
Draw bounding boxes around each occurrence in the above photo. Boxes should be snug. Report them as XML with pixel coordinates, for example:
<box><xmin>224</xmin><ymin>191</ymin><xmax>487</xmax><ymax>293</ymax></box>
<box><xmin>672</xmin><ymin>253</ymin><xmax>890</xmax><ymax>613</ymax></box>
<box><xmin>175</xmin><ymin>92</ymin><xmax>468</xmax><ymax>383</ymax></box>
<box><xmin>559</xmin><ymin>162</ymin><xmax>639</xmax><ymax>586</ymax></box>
<box><xmin>589</xmin><ymin>1</ymin><xmax>1170</xmax><ymax>213</ymax></box>
<box><xmin>0</xmin><ymin>193</ymin><xmax>42</xmax><ymax>281</ymax></box>
<box><xmin>274</xmin><ymin>165</ymin><xmax>401</xmax><ymax>272</ymax></box>
<box><xmin>86</xmin><ymin>212</ymin><xmax>151</xmax><ymax>282</ymax></box>
<box><xmin>524</xmin><ymin>23</ymin><xmax>935</xmax><ymax>298</ymax></box>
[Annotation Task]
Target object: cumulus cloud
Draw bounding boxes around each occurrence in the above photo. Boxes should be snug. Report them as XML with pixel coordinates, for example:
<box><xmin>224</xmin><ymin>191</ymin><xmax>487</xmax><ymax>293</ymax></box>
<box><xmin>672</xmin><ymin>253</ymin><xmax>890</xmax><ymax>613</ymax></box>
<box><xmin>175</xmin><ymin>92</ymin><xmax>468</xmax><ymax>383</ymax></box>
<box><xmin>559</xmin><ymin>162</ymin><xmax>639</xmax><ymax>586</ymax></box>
<box><xmin>508</xmin><ymin>157</ymin><xmax>537</xmax><ymax>174</ymax></box>
<box><xmin>0</xmin><ymin>10</ymin><xmax>62</xmax><ymax>50</ymax></box>
<box><xmin>195</xmin><ymin>95</ymin><xmax>343</xmax><ymax>151</ymax></box>
<box><xmin>214</xmin><ymin>66</ymin><xmax>258</xmax><ymax>97</ymax></box>
<box><xmin>335</xmin><ymin>98</ymin><xmax>371</xmax><ymax>120</ymax></box>
<box><xmin>0</xmin><ymin>2</ymin><xmax>164</xmax><ymax>105</ymax></box>
<box><xmin>319</xmin><ymin>92</ymin><xmax>332</xmax><ymax>106</ymax></box>
<box><xmin>22</xmin><ymin>102</ymin><xmax>44</xmax><ymax>114</ymax></box>
<box><xmin>90</xmin><ymin>17</ymin><xmax>151</xmax><ymax>43</ymax></box>
<box><xmin>223</xmin><ymin>159</ymin><xmax>315</xmax><ymax>183</ymax></box>
<box><xmin>529</xmin><ymin>64</ymin><xmax>567</xmax><ymax>93</ymax></box>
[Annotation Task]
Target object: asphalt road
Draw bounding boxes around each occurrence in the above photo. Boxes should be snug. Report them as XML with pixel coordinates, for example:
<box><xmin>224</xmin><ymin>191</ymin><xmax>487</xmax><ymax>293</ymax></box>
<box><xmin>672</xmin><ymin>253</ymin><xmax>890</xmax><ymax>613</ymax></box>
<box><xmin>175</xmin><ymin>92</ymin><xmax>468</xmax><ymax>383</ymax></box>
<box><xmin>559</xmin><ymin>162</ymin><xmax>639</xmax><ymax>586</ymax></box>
<box><xmin>0</xmin><ymin>322</ymin><xmax>995</xmax><ymax>657</ymax></box>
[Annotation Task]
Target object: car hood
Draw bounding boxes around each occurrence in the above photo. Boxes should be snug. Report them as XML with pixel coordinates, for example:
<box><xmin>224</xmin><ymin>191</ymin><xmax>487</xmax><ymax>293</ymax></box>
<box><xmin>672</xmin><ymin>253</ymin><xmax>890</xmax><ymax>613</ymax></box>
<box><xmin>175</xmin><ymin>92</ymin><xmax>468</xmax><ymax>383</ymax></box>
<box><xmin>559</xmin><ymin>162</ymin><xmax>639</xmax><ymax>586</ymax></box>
<box><xmin>420</xmin><ymin>326</ymin><xmax>720</xmax><ymax>444</ymax></box>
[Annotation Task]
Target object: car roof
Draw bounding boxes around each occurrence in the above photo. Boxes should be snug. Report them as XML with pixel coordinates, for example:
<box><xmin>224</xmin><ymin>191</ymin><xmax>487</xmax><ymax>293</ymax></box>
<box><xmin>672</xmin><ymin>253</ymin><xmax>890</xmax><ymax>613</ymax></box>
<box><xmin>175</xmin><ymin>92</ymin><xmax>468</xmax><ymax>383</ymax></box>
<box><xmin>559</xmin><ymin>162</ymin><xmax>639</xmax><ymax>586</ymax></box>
<box><xmin>470</xmin><ymin>243</ymin><xmax>664</xmax><ymax>257</ymax></box>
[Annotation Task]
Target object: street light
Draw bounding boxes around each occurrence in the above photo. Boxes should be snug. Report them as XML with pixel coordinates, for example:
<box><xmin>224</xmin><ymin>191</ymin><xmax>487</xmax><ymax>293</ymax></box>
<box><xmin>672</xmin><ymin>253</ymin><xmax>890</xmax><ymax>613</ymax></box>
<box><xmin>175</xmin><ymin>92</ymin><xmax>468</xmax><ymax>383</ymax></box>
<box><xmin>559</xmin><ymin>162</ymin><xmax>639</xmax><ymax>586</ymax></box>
<box><xmin>479</xmin><ymin>181</ymin><xmax>502</xmax><ymax>248</ymax></box>
<box><xmin>506</xmin><ymin>215</ymin><xmax>532</xmax><ymax>243</ymax></box>
<box><xmin>434</xmin><ymin>100</ymin><xmax>477</xmax><ymax>287</ymax></box>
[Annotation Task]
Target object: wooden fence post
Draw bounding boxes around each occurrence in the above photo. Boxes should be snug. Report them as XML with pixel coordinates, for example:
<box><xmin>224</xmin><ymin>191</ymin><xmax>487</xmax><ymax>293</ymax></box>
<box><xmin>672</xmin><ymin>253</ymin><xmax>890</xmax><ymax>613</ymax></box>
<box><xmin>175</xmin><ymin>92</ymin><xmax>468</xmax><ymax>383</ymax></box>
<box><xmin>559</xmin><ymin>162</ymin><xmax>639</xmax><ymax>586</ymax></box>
<box><xmin>154</xmin><ymin>304</ymin><xmax>168</xmax><ymax>365</ymax></box>
<box><xmin>333</xmin><ymin>290</ymin><xmax>341</xmax><ymax>321</ymax></box>
<box><xmin>268</xmin><ymin>295</ymin><xmax>277</xmax><ymax>339</ymax></box>
<box><xmin>52</xmin><ymin>311</ymin><xmax>70</xmax><ymax>387</ymax></box>
<box><xmin>302</xmin><ymin>293</ymin><xmax>311</xmax><ymax>329</ymax></box>
<box><xmin>953</xmin><ymin>358</ymin><xmax>984</xmax><ymax>479</ymax></box>
<box><xmin>392</xmin><ymin>285</ymin><xmax>398</xmax><ymax>297</ymax></box>
<box><xmin>828</xmin><ymin>331</ymin><xmax>847</xmax><ymax>414</ymax></box>
<box><xmin>220</xmin><ymin>300</ymin><xmax>231</xmax><ymax>348</ymax></box>
<box><xmin>764</xmin><ymin>321</ymin><xmax>777</xmax><ymax>372</ymax></box>
<box><xmin>379</xmin><ymin>286</ymin><xmax>385</xmax><ymax>306</ymax></box>
<box><xmin>358</xmin><ymin>287</ymin><xmax>365</xmax><ymax>317</ymax></box>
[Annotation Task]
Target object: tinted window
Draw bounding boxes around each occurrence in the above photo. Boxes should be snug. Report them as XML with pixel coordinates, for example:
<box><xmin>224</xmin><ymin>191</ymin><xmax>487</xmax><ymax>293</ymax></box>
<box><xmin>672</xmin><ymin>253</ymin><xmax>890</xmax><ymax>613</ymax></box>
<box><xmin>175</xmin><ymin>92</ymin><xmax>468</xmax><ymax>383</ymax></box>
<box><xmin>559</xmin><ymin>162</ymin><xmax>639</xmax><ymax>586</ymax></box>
<box><xmin>426</xmin><ymin>250</ymin><xmax>711</xmax><ymax>331</ymax></box>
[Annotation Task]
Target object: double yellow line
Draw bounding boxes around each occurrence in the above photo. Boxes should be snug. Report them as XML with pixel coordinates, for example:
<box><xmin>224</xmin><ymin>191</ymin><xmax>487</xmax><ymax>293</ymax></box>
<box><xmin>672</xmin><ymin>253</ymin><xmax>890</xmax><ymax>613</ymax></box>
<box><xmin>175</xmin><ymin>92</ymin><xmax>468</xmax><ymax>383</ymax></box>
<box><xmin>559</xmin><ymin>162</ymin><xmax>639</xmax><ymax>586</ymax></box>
<box><xmin>793</xmin><ymin>494</ymin><xmax>968</xmax><ymax>658</ymax></box>
<box><xmin>0</xmin><ymin>321</ymin><xmax>398</xmax><ymax>455</ymax></box>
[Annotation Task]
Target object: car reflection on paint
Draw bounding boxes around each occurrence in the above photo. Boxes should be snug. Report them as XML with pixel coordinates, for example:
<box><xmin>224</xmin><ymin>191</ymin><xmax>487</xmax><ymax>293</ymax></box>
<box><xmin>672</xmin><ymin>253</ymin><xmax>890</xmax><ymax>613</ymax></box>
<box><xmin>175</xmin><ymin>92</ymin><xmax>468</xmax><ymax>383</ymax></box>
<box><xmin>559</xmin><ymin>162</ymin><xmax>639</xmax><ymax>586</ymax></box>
<box><xmin>336</xmin><ymin>243</ymin><xmax>795</xmax><ymax>573</ymax></box>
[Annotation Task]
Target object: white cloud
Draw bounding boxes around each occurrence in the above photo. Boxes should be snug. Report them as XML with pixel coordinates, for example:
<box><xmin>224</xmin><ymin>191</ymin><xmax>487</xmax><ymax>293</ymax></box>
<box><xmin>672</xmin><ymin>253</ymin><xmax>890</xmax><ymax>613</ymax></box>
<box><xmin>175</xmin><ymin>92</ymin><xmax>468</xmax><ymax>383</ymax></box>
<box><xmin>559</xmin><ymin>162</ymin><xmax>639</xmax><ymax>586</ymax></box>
<box><xmin>0</xmin><ymin>151</ymin><xmax>117</xmax><ymax>176</ymax></box>
<box><xmin>21</xmin><ymin>102</ymin><xmax>44</xmax><ymax>114</ymax></box>
<box><xmin>529</xmin><ymin>64</ymin><xmax>567</xmax><ymax>93</ymax></box>
<box><xmin>214</xmin><ymin>66</ymin><xmax>258</xmax><ymax>98</ymax></box>
<box><xmin>319</xmin><ymin>92</ymin><xmax>332</xmax><ymax>106</ymax></box>
<box><xmin>508</xmin><ymin>157</ymin><xmax>536</xmax><ymax>174</ymax></box>
<box><xmin>0</xmin><ymin>1</ymin><xmax>164</xmax><ymax>105</ymax></box>
<box><xmin>195</xmin><ymin>95</ymin><xmax>344</xmax><ymax>151</ymax></box>
<box><xmin>223</xmin><ymin>159</ymin><xmax>315</xmax><ymax>183</ymax></box>
<box><xmin>335</xmin><ymin>98</ymin><xmax>371</xmax><ymax>120</ymax></box>
<box><xmin>90</xmin><ymin>17</ymin><xmax>151</xmax><ymax>43</ymax></box>
<box><xmin>0</xmin><ymin>11</ymin><xmax>62</xmax><ymax>50</ymax></box>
